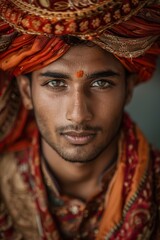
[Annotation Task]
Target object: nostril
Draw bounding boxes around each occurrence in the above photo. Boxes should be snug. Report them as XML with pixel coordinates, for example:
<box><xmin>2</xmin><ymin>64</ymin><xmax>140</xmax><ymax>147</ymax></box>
<box><xmin>66</xmin><ymin>95</ymin><xmax>93</xmax><ymax>123</ymax></box>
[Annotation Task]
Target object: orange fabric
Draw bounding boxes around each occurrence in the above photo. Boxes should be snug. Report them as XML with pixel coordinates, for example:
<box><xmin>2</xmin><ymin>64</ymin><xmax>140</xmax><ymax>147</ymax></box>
<box><xmin>0</xmin><ymin>34</ymin><xmax>69</xmax><ymax>76</ymax></box>
<box><xmin>97</xmin><ymin>128</ymin><xmax>149</xmax><ymax>238</ymax></box>
<box><xmin>0</xmin><ymin>108</ymin><xmax>34</xmax><ymax>152</ymax></box>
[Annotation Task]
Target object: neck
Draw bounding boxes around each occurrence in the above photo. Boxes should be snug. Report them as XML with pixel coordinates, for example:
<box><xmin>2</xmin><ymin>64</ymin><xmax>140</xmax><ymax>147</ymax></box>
<box><xmin>41</xmin><ymin>136</ymin><xmax>119</xmax><ymax>200</ymax></box>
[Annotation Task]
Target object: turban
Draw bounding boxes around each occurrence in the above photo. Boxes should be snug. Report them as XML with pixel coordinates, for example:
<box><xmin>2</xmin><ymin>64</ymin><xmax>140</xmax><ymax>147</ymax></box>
<box><xmin>0</xmin><ymin>0</ymin><xmax>160</xmax><ymax>151</ymax></box>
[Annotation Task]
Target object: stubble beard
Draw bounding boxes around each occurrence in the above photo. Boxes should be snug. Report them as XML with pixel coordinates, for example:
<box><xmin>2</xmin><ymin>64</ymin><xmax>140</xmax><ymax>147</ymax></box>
<box><xmin>40</xmin><ymin>125</ymin><xmax>121</xmax><ymax>164</ymax></box>
<box><xmin>34</xmin><ymin>109</ymin><xmax>122</xmax><ymax>164</ymax></box>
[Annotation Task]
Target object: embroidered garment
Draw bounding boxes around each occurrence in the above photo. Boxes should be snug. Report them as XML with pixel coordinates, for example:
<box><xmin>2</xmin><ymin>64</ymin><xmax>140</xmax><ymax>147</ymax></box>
<box><xmin>0</xmin><ymin>114</ymin><xmax>160</xmax><ymax>240</ymax></box>
<box><xmin>41</xmin><ymin>156</ymin><xmax>116</xmax><ymax>239</ymax></box>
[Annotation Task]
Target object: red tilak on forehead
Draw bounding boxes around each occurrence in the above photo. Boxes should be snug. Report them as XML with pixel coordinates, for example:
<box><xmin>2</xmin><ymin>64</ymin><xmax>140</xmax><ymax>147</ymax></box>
<box><xmin>76</xmin><ymin>70</ymin><xmax>84</xmax><ymax>78</ymax></box>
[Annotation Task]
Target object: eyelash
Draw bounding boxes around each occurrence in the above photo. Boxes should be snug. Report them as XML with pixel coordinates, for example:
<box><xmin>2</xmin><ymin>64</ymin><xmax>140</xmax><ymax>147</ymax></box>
<box><xmin>41</xmin><ymin>79</ymin><xmax>115</xmax><ymax>90</ymax></box>
<box><xmin>91</xmin><ymin>79</ymin><xmax>115</xmax><ymax>88</ymax></box>
<box><xmin>41</xmin><ymin>80</ymin><xmax>67</xmax><ymax>88</ymax></box>
<box><xmin>48</xmin><ymin>80</ymin><xmax>66</xmax><ymax>87</ymax></box>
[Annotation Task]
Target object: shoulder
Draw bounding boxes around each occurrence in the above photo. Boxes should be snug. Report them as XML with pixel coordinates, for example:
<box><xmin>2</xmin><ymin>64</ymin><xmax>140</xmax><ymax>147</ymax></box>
<box><xmin>0</xmin><ymin>151</ymin><xmax>21</xmax><ymax>185</ymax></box>
<box><xmin>0</xmin><ymin>151</ymin><xmax>39</xmax><ymax>239</ymax></box>
<box><xmin>0</xmin><ymin>151</ymin><xmax>30</xmax><ymax>198</ymax></box>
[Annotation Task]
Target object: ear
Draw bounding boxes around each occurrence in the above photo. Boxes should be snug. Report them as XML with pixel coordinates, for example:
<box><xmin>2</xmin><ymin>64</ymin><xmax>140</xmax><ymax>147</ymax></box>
<box><xmin>16</xmin><ymin>75</ymin><xmax>33</xmax><ymax>110</ymax></box>
<box><xmin>125</xmin><ymin>73</ymin><xmax>136</xmax><ymax>105</ymax></box>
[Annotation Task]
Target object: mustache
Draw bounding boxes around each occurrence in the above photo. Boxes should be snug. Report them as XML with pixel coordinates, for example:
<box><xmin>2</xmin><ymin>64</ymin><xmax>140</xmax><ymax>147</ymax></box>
<box><xmin>57</xmin><ymin>124</ymin><xmax>102</xmax><ymax>133</ymax></box>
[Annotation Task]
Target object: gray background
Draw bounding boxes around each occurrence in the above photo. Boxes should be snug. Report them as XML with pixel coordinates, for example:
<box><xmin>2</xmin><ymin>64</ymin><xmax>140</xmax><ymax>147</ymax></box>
<box><xmin>126</xmin><ymin>58</ymin><xmax>160</xmax><ymax>149</ymax></box>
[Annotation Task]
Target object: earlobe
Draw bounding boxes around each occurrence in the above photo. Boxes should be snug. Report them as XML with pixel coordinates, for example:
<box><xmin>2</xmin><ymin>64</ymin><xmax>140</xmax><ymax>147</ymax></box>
<box><xmin>16</xmin><ymin>75</ymin><xmax>33</xmax><ymax>110</ymax></box>
<box><xmin>125</xmin><ymin>73</ymin><xmax>136</xmax><ymax>105</ymax></box>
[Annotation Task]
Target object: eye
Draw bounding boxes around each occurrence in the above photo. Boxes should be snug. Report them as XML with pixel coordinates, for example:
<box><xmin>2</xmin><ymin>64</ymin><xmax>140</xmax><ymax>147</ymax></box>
<box><xmin>47</xmin><ymin>80</ymin><xmax>67</xmax><ymax>88</ymax></box>
<box><xmin>91</xmin><ymin>80</ymin><xmax>114</xmax><ymax>88</ymax></box>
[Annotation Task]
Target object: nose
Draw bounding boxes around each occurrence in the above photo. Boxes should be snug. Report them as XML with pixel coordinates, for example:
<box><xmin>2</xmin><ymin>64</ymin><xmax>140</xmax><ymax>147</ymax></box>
<box><xmin>66</xmin><ymin>88</ymin><xmax>93</xmax><ymax>124</ymax></box>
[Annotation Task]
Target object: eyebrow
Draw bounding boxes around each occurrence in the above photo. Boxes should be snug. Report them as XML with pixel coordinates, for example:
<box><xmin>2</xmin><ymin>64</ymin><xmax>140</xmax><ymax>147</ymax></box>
<box><xmin>87</xmin><ymin>70</ymin><xmax>120</xmax><ymax>79</ymax></box>
<box><xmin>40</xmin><ymin>72</ymin><xmax>70</xmax><ymax>79</ymax></box>
<box><xmin>40</xmin><ymin>70</ymin><xmax>120</xmax><ymax>80</ymax></box>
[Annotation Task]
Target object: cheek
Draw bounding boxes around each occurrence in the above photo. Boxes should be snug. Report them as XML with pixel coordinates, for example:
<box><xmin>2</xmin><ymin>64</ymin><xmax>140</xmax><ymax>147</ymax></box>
<box><xmin>32</xmin><ymin>93</ymin><xmax>66</xmax><ymax>127</ymax></box>
<box><xmin>96</xmin><ymin>104</ymin><xmax>123</xmax><ymax>133</ymax></box>
<box><xmin>93</xmin><ymin>90</ymin><xmax>126</xmax><ymax>120</ymax></box>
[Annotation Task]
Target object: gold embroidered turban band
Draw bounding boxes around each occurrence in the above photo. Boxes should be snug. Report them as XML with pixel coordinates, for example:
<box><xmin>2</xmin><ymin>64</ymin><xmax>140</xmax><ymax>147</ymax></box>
<box><xmin>0</xmin><ymin>0</ymin><xmax>160</xmax><ymax>150</ymax></box>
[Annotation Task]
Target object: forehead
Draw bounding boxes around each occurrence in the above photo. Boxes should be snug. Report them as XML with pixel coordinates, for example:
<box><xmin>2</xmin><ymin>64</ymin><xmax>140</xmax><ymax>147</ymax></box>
<box><xmin>35</xmin><ymin>44</ymin><xmax>125</xmax><ymax>75</ymax></box>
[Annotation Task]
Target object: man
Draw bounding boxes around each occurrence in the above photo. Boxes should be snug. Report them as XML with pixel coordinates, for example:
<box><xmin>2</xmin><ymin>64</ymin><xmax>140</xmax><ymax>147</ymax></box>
<box><xmin>0</xmin><ymin>0</ymin><xmax>160</xmax><ymax>239</ymax></box>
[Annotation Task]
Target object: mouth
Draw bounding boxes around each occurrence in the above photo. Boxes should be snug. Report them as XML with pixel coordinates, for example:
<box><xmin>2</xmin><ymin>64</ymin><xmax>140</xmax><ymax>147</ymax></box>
<box><xmin>61</xmin><ymin>131</ymin><xmax>96</xmax><ymax>145</ymax></box>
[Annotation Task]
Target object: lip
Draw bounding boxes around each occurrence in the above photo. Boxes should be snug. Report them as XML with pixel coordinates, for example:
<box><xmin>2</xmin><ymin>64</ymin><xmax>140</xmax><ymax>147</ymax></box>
<box><xmin>61</xmin><ymin>131</ymin><xmax>96</xmax><ymax>145</ymax></box>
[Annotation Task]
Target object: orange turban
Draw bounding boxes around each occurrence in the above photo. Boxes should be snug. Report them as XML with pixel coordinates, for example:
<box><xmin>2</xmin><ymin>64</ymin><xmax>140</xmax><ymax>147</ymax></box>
<box><xmin>0</xmin><ymin>0</ymin><xmax>160</xmax><ymax>151</ymax></box>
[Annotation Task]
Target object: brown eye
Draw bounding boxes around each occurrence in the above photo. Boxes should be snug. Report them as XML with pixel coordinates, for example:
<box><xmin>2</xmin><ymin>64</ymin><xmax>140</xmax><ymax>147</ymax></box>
<box><xmin>48</xmin><ymin>80</ymin><xmax>67</xmax><ymax>88</ymax></box>
<box><xmin>91</xmin><ymin>80</ymin><xmax>114</xmax><ymax>88</ymax></box>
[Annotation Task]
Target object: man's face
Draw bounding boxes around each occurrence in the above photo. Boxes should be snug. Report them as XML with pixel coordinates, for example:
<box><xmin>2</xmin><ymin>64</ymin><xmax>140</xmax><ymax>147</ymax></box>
<box><xmin>18</xmin><ymin>44</ymin><xmax>133</xmax><ymax>163</ymax></box>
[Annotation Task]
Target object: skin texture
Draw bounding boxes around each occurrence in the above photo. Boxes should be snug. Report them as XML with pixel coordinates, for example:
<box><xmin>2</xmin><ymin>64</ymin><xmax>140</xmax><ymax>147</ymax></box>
<box><xmin>17</xmin><ymin>44</ymin><xmax>134</xmax><ymax>199</ymax></box>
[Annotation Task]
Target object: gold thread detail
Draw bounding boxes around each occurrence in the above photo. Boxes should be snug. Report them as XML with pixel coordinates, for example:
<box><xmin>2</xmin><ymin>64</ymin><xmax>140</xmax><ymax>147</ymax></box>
<box><xmin>0</xmin><ymin>0</ymin><xmax>154</xmax><ymax>35</ymax></box>
<box><xmin>93</xmin><ymin>34</ymin><xmax>158</xmax><ymax>58</ymax></box>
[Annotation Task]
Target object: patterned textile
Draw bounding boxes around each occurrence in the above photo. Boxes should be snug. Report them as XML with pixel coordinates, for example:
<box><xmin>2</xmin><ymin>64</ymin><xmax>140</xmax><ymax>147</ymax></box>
<box><xmin>0</xmin><ymin>1</ymin><xmax>160</xmax><ymax>76</ymax></box>
<box><xmin>0</xmin><ymin>114</ymin><xmax>160</xmax><ymax>240</ymax></box>
<box><xmin>0</xmin><ymin>0</ymin><xmax>155</xmax><ymax>37</ymax></box>
<box><xmin>41</xmin><ymin>156</ymin><xmax>116</xmax><ymax>239</ymax></box>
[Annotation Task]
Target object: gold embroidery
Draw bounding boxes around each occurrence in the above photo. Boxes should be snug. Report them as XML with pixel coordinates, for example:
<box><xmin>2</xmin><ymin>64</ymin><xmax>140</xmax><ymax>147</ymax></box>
<box><xmin>53</xmin><ymin>1</ymin><xmax>70</xmax><ymax>11</ymax></box>
<box><xmin>79</xmin><ymin>21</ymin><xmax>89</xmax><ymax>32</ymax></box>
<box><xmin>55</xmin><ymin>24</ymin><xmax>64</xmax><ymax>35</ymax></box>
<box><xmin>38</xmin><ymin>0</ymin><xmax>50</xmax><ymax>8</ymax></box>
<box><xmin>0</xmin><ymin>153</ymin><xmax>40</xmax><ymax>239</ymax></box>
<box><xmin>10</xmin><ymin>12</ymin><xmax>17</xmax><ymax>22</ymax></box>
<box><xmin>67</xmin><ymin>22</ymin><xmax>77</xmax><ymax>33</ymax></box>
<box><xmin>122</xmin><ymin>3</ymin><xmax>131</xmax><ymax>13</ymax></box>
<box><xmin>6</xmin><ymin>8</ymin><xmax>12</xmax><ymax>18</ymax></box>
<box><xmin>32</xmin><ymin>19</ymin><xmax>41</xmax><ymax>30</ymax></box>
<box><xmin>42</xmin><ymin>23</ymin><xmax>52</xmax><ymax>33</ymax></box>
<box><xmin>93</xmin><ymin>34</ymin><xmax>158</xmax><ymax>58</ymax></box>
<box><xmin>0</xmin><ymin>0</ymin><xmax>157</xmax><ymax>60</ymax></box>
<box><xmin>103</xmin><ymin>13</ymin><xmax>111</xmax><ymax>24</ymax></box>
<box><xmin>132</xmin><ymin>0</ymin><xmax>139</xmax><ymax>5</ymax></box>
<box><xmin>113</xmin><ymin>10</ymin><xmax>121</xmax><ymax>20</ymax></box>
<box><xmin>91</xmin><ymin>18</ymin><xmax>100</xmax><ymax>28</ymax></box>
<box><xmin>7</xmin><ymin>0</ymin><xmax>149</xmax><ymax>20</ymax></box>
<box><xmin>22</xmin><ymin>18</ymin><xmax>30</xmax><ymax>28</ymax></box>
<box><xmin>0</xmin><ymin>0</ymin><xmax>153</xmax><ymax>39</ymax></box>
<box><xmin>69</xmin><ymin>0</ymin><xmax>99</xmax><ymax>9</ymax></box>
